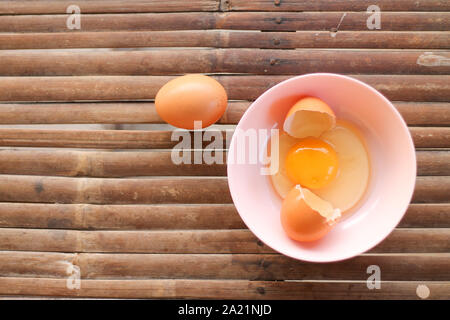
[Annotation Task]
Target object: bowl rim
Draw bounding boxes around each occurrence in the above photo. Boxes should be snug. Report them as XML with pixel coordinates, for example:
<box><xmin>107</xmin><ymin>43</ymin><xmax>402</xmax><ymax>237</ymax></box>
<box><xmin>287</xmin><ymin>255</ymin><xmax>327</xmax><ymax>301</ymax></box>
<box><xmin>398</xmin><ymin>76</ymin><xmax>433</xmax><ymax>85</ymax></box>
<box><xmin>227</xmin><ymin>72</ymin><xmax>417</xmax><ymax>263</ymax></box>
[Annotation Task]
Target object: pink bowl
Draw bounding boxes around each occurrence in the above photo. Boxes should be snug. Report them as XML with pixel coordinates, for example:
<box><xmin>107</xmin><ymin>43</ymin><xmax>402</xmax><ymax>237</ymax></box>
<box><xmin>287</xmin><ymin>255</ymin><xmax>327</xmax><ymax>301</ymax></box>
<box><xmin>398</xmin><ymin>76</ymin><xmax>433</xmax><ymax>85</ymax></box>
<box><xmin>227</xmin><ymin>73</ymin><xmax>416</xmax><ymax>262</ymax></box>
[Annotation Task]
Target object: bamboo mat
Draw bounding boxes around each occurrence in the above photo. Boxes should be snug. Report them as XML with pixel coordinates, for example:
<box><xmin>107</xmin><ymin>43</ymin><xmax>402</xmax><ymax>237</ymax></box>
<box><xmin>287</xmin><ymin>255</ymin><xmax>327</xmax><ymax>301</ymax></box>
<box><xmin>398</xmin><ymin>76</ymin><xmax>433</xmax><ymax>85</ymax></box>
<box><xmin>0</xmin><ymin>0</ymin><xmax>449</xmax><ymax>299</ymax></box>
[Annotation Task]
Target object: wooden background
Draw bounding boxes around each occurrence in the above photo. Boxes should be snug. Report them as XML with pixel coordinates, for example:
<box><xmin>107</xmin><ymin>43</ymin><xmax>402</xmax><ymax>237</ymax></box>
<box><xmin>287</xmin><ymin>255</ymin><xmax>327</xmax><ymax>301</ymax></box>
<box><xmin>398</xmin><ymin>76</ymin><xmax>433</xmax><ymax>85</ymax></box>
<box><xmin>0</xmin><ymin>0</ymin><xmax>449</xmax><ymax>299</ymax></box>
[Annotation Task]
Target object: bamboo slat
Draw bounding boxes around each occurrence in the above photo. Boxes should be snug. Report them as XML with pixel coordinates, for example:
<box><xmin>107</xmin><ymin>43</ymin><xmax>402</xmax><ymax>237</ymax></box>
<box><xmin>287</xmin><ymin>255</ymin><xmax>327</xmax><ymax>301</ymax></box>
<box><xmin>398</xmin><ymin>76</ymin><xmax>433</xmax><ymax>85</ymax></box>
<box><xmin>0</xmin><ymin>175</ymin><xmax>445</xmax><ymax>204</ymax></box>
<box><xmin>395</xmin><ymin>102</ymin><xmax>450</xmax><ymax>126</ymax></box>
<box><xmin>0</xmin><ymin>203</ymin><xmax>245</xmax><ymax>230</ymax></box>
<box><xmin>0</xmin><ymin>12</ymin><xmax>448</xmax><ymax>33</ymax></box>
<box><xmin>2</xmin><ymin>0</ymin><xmax>448</xmax><ymax>14</ymax></box>
<box><xmin>0</xmin><ymin>75</ymin><xmax>448</xmax><ymax>102</ymax></box>
<box><xmin>0</xmin><ymin>101</ymin><xmax>448</xmax><ymax>125</ymax></box>
<box><xmin>416</xmin><ymin>152</ymin><xmax>450</xmax><ymax>176</ymax></box>
<box><xmin>0</xmin><ymin>102</ymin><xmax>160</xmax><ymax>124</ymax></box>
<box><xmin>0</xmin><ymin>129</ymin><xmax>231</xmax><ymax>149</ymax></box>
<box><xmin>411</xmin><ymin>127</ymin><xmax>450</xmax><ymax>148</ymax></box>
<box><xmin>0</xmin><ymin>228</ymin><xmax>448</xmax><ymax>254</ymax></box>
<box><xmin>413</xmin><ymin>176</ymin><xmax>450</xmax><ymax>203</ymax></box>
<box><xmin>0</xmin><ymin>203</ymin><xmax>447</xmax><ymax>230</ymax></box>
<box><xmin>0</xmin><ymin>129</ymin><xmax>184</xmax><ymax>149</ymax></box>
<box><xmin>0</xmin><ymin>150</ymin><xmax>226</xmax><ymax>177</ymax></box>
<box><xmin>0</xmin><ymin>251</ymin><xmax>74</xmax><ymax>278</ymax></box>
<box><xmin>220</xmin><ymin>12</ymin><xmax>450</xmax><ymax>32</ymax></box>
<box><xmin>79</xmin><ymin>252</ymin><xmax>450</xmax><ymax>281</ymax></box>
<box><xmin>0</xmin><ymin>175</ymin><xmax>232</xmax><ymax>204</ymax></box>
<box><xmin>0</xmin><ymin>228</ymin><xmax>268</xmax><ymax>253</ymax></box>
<box><xmin>0</xmin><ymin>150</ymin><xmax>446</xmax><ymax>177</ymax></box>
<box><xmin>0</xmin><ymin>150</ymin><xmax>227</xmax><ymax>177</ymax></box>
<box><xmin>2</xmin><ymin>31</ymin><xmax>449</xmax><ymax>50</ymax></box>
<box><xmin>0</xmin><ymin>296</ymin><xmax>102</xmax><ymax>300</ymax></box>
<box><xmin>223</xmin><ymin>0</ymin><xmax>450</xmax><ymax>12</ymax></box>
<box><xmin>0</xmin><ymin>277</ymin><xmax>448</xmax><ymax>299</ymax></box>
<box><xmin>0</xmin><ymin>203</ymin><xmax>448</xmax><ymax>230</ymax></box>
<box><xmin>400</xmin><ymin>204</ymin><xmax>450</xmax><ymax>228</ymax></box>
<box><xmin>0</xmin><ymin>127</ymin><xmax>446</xmax><ymax>149</ymax></box>
<box><xmin>0</xmin><ymin>251</ymin><xmax>448</xmax><ymax>281</ymax></box>
<box><xmin>373</xmin><ymin>229</ymin><xmax>450</xmax><ymax>253</ymax></box>
<box><xmin>0</xmin><ymin>0</ymin><xmax>219</xmax><ymax>14</ymax></box>
<box><xmin>1</xmin><ymin>49</ymin><xmax>449</xmax><ymax>76</ymax></box>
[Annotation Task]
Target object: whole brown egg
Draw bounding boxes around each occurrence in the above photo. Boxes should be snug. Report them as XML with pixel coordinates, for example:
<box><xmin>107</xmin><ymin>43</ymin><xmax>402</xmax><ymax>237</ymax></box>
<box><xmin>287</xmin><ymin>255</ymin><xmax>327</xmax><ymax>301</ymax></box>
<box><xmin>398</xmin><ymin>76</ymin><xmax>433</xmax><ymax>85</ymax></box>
<box><xmin>155</xmin><ymin>74</ymin><xmax>228</xmax><ymax>130</ymax></box>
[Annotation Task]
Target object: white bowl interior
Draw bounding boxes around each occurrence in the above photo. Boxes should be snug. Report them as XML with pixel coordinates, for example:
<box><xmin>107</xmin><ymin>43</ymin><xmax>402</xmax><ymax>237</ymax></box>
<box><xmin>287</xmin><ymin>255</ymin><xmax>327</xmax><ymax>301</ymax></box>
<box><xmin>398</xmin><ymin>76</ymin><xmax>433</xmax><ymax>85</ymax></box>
<box><xmin>227</xmin><ymin>73</ymin><xmax>416</xmax><ymax>262</ymax></box>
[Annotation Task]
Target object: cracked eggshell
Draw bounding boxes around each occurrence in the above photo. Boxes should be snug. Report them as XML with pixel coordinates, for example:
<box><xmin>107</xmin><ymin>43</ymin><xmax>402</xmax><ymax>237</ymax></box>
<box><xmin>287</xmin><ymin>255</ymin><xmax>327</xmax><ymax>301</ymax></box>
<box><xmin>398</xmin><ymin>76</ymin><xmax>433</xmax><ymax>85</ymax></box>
<box><xmin>283</xmin><ymin>97</ymin><xmax>336</xmax><ymax>138</ymax></box>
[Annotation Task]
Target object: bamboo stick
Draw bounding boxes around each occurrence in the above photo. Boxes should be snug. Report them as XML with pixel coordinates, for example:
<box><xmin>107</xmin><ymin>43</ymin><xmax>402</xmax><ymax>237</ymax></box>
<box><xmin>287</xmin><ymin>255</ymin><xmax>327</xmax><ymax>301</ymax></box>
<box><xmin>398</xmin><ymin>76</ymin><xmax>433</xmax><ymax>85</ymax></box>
<box><xmin>0</xmin><ymin>129</ymin><xmax>231</xmax><ymax>149</ymax></box>
<box><xmin>0</xmin><ymin>251</ymin><xmax>448</xmax><ymax>281</ymax></box>
<box><xmin>0</xmin><ymin>174</ymin><xmax>447</xmax><ymax>204</ymax></box>
<box><xmin>78</xmin><ymin>252</ymin><xmax>450</xmax><ymax>282</ymax></box>
<box><xmin>0</xmin><ymin>101</ymin><xmax>448</xmax><ymax>125</ymax></box>
<box><xmin>0</xmin><ymin>150</ymin><xmax>228</xmax><ymax>177</ymax></box>
<box><xmin>0</xmin><ymin>12</ymin><xmax>448</xmax><ymax>33</ymax></box>
<box><xmin>373</xmin><ymin>229</ymin><xmax>450</xmax><ymax>253</ymax></box>
<box><xmin>413</xmin><ymin>176</ymin><xmax>450</xmax><ymax>203</ymax></box>
<box><xmin>2</xmin><ymin>0</ymin><xmax>448</xmax><ymax>14</ymax></box>
<box><xmin>0</xmin><ymin>202</ymin><xmax>448</xmax><ymax>230</ymax></box>
<box><xmin>0</xmin><ymin>203</ymin><xmax>447</xmax><ymax>230</ymax></box>
<box><xmin>0</xmin><ymin>251</ymin><xmax>73</xmax><ymax>278</ymax></box>
<box><xmin>395</xmin><ymin>102</ymin><xmax>450</xmax><ymax>126</ymax></box>
<box><xmin>0</xmin><ymin>203</ymin><xmax>245</xmax><ymax>230</ymax></box>
<box><xmin>223</xmin><ymin>0</ymin><xmax>450</xmax><ymax>12</ymax></box>
<box><xmin>1</xmin><ymin>31</ymin><xmax>450</xmax><ymax>50</ymax></box>
<box><xmin>0</xmin><ymin>277</ymin><xmax>448</xmax><ymax>299</ymax></box>
<box><xmin>1</xmin><ymin>49</ymin><xmax>448</xmax><ymax>76</ymax></box>
<box><xmin>0</xmin><ymin>102</ymin><xmax>160</xmax><ymax>124</ymax></box>
<box><xmin>220</xmin><ymin>12</ymin><xmax>450</xmax><ymax>32</ymax></box>
<box><xmin>0</xmin><ymin>128</ymin><xmax>179</xmax><ymax>149</ymax></box>
<box><xmin>0</xmin><ymin>0</ymin><xmax>219</xmax><ymax>14</ymax></box>
<box><xmin>400</xmin><ymin>204</ymin><xmax>450</xmax><ymax>228</ymax></box>
<box><xmin>0</xmin><ymin>228</ymin><xmax>448</xmax><ymax>253</ymax></box>
<box><xmin>0</xmin><ymin>75</ymin><xmax>447</xmax><ymax>102</ymax></box>
<box><xmin>410</xmin><ymin>127</ymin><xmax>450</xmax><ymax>148</ymax></box>
<box><xmin>0</xmin><ymin>129</ymin><xmax>232</xmax><ymax>149</ymax></box>
<box><xmin>0</xmin><ymin>127</ymin><xmax>446</xmax><ymax>148</ymax></box>
<box><xmin>0</xmin><ymin>175</ymin><xmax>446</xmax><ymax>204</ymax></box>
<box><xmin>0</xmin><ymin>175</ymin><xmax>232</xmax><ymax>204</ymax></box>
<box><xmin>0</xmin><ymin>150</ymin><xmax>446</xmax><ymax>177</ymax></box>
<box><xmin>416</xmin><ymin>151</ymin><xmax>450</xmax><ymax>176</ymax></box>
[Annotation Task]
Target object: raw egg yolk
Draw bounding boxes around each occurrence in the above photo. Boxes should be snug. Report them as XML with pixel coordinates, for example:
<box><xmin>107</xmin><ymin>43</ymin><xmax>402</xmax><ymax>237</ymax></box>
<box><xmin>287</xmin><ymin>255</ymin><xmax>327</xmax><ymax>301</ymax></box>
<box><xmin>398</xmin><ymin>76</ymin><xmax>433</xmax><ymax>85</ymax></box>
<box><xmin>285</xmin><ymin>137</ymin><xmax>338</xmax><ymax>189</ymax></box>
